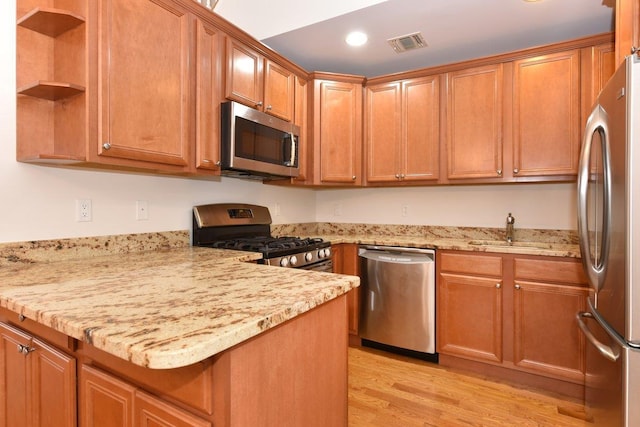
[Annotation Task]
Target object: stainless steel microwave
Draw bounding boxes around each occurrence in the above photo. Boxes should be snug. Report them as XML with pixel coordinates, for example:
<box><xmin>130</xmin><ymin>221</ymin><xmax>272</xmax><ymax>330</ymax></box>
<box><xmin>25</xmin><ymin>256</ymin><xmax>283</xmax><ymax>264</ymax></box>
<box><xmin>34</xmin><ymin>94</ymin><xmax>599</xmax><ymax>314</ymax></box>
<box><xmin>220</xmin><ymin>101</ymin><xmax>300</xmax><ymax>179</ymax></box>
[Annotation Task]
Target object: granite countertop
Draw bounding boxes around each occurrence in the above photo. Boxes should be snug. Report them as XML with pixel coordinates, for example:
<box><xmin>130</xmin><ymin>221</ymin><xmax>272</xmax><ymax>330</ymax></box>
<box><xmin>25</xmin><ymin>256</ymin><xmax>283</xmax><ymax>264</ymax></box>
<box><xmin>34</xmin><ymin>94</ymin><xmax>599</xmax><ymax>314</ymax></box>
<box><xmin>317</xmin><ymin>234</ymin><xmax>581</xmax><ymax>257</ymax></box>
<box><xmin>272</xmin><ymin>223</ymin><xmax>582</xmax><ymax>258</ymax></box>
<box><xmin>0</xmin><ymin>247</ymin><xmax>359</xmax><ymax>370</ymax></box>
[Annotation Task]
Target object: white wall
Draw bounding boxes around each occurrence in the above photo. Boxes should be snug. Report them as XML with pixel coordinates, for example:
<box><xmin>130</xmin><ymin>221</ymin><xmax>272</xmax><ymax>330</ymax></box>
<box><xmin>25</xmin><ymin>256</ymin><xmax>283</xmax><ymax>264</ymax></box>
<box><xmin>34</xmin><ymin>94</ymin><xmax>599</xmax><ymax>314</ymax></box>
<box><xmin>2</xmin><ymin>1</ymin><xmax>315</xmax><ymax>244</ymax></box>
<box><xmin>316</xmin><ymin>183</ymin><xmax>577</xmax><ymax>230</ymax></box>
<box><xmin>2</xmin><ymin>1</ymin><xmax>577</xmax><ymax>245</ymax></box>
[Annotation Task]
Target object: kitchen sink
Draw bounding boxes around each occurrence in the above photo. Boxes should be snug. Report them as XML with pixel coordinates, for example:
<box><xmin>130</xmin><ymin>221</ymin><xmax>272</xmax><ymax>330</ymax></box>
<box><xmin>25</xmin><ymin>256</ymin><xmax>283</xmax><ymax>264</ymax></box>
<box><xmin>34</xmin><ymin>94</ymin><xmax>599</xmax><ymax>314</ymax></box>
<box><xmin>467</xmin><ymin>240</ymin><xmax>553</xmax><ymax>250</ymax></box>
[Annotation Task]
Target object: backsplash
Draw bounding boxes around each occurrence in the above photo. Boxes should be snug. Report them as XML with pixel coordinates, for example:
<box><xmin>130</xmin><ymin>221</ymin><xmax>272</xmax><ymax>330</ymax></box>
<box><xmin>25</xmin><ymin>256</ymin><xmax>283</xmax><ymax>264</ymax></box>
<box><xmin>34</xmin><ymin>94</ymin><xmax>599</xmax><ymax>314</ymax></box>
<box><xmin>273</xmin><ymin>223</ymin><xmax>579</xmax><ymax>245</ymax></box>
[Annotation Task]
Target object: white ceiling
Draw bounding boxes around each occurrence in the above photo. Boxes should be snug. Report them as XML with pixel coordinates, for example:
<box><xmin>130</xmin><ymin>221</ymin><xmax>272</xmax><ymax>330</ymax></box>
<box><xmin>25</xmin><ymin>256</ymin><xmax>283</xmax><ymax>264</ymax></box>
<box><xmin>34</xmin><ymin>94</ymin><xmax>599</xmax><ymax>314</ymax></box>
<box><xmin>215</xmin><ymin>0</ymin><xmax>614</xmax><ymax>78</ymax></box>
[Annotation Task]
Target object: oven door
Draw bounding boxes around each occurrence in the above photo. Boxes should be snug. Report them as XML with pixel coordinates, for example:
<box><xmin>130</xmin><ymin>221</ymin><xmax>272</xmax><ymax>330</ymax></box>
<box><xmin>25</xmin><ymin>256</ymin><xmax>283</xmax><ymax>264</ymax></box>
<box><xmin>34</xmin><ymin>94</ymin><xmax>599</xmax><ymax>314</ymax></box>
<box><xmin>302</xmin><ymin>260</ymin><xmax>334</xmax><ymax>273</ymax></box>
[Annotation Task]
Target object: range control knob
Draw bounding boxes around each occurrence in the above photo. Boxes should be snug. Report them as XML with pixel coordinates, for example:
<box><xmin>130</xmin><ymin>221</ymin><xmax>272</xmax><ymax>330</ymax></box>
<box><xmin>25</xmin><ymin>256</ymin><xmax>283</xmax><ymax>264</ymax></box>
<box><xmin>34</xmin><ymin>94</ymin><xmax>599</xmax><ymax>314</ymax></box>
<box><xmin>279</xmin><ymin>257</ymin><xmax>289</xmax><ymax>267</ymax></box>
<box><xmin>289</xmin><ymin>255</ymin><xmax>298</xmax><ymax>266</ymax></box>
<box><xmin>324</xmin><ymin>247</ymin><xmax>332</xmax><ymax>258</ymax></box>
<box><xmin>317</xmin><ymin>249</ymin><xmax>325</xmax><ymax>259</ymax></box>
<box><xmin>305</xmin><ymin>252</ymin><xmax>313</xmax><ymax>262</ymax></box>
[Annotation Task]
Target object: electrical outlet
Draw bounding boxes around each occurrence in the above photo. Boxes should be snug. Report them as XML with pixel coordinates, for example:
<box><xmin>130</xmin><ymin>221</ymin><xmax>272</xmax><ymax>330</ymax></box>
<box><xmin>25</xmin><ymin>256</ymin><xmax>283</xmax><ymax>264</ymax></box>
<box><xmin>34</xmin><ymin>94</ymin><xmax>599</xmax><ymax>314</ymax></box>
<box><xmin>334</xmin><ymin>203</ymin><xmax>343</xmax><ymax>216</ymax></box>
<box><xmin>76</xmin><ymin>199</ymin><xmax>92</xmax><ymax>222</ymax></box>
<box><xmin>402</xmin><ymin>205</ymin><xmax>409</xmax><ymax>217</ymax></box>
<box><xmin>274</xmin><ymin>203</ymin><xmax>281</xmax><ymax>216</ymax></box>
<box><xmin>136</xmin><ymin>200</ymin><xmax>149</xmax><ymax>220</ymax></box>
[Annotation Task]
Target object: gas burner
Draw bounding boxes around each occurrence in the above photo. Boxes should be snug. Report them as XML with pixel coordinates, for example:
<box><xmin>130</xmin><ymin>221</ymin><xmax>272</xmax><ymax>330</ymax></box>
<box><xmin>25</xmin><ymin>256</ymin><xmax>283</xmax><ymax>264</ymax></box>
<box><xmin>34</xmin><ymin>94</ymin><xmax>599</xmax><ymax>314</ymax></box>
<box><xmin>192</xmin><ymin>204</ymin><xmax>332</xmax><ymax>271</ymax></box>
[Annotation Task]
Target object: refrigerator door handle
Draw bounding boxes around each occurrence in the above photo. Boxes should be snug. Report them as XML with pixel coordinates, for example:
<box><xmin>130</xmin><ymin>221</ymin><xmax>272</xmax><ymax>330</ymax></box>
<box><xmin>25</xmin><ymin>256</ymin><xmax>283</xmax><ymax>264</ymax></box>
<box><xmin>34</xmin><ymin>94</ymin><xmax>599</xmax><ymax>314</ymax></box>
<box><xmin>577</xmin><ymin>104</ymin><xmax>612</xmax><ymax>293</ymax></box>
<box><xmin>577</xmin><ymin>311</ymin><xmax>620</xmax><ymax>362</ymax></box>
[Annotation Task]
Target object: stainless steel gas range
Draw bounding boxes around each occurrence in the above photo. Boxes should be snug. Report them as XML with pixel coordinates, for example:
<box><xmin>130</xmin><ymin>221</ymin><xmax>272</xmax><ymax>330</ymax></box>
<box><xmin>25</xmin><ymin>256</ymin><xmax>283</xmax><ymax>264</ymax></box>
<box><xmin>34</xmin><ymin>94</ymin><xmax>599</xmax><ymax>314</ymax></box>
<box><xmin>192</xmin><ymin>203</ymin><xmax>332</xmax><ymax>272</ymax></box>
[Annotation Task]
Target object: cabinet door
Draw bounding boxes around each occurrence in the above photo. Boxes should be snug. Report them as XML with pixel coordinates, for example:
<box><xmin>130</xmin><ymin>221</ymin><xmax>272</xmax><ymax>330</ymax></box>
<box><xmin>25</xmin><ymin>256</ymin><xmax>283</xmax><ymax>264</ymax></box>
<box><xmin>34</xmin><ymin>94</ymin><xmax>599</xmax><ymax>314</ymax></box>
<box><xmin>0</xmin><ymin>323</ymin><xmax>76</xmax><ymax>427</ymax></box>
<box><xmin>293</xmin><ymin>76</ymin><xmax>309</xmax><ymax>182</ymax></box>
<box><xmin>225</xmin><ymin>38</ymin><xmax>263</xmax><ymax>109</ymax></box>
<box><xmin>403</xmin><ymin>75</ymin><xmax>440</xmax><ymax>181</ymax></box>
<box><xmin>263</xmin><ymin>60</ymin><xmax>294</xmax><ymax>121</ymax></box>
<box><xmin>315</xmin><ymin>80</ymin><xmax>363</xmax><ymax>184</ymax></box>
<box><xmin>446</xmin><ymin>64</ymin><xmax>503</xmax><ymax>179</ymax></box>
<box><xmin>0</xmin><ymin>323</ymin><xmax>30</xmax><ymax>427</ymax></box>
<box><xmin>98</xmin><ymin>0</ymin><xmax>191</xmax><ymax>167</ymax></box>
<box><xmin>30</xmin><ymin>337</ymin><xmax>76</xmax><ymax>427</ymax></box>
<box><xmin>135</xmin><ymin>391</ymin><xmax>210</xmax><ymax>427</ymax></box>
<box><xmin>194</xmin><ymin>18</ymin><xmax>222</xmax><ymax>173</ymax></box>
<box><xmin>80</xmin><ymin>365</ymin><xmax>135</xmax><ymax>427</ymax></box>
<box><xmin>332</xmin><ymin>243</ymin><xmax>360</xmax><ymax>336</ymax></box>
<box><xmin>438</xmin><ymin>273</ymin><xmax>503</xmax><ymax>363</ymax></box>
<box><xmin>365</xmin><ymin>82</ymin><xmax>401</xmax><ymax>183</ymax></box>
<box><xmin>512</xmin><ymin>50</ymin><xmax>580</xmax><ymax>177</ymax></box>
<box><xmin>513</xmin><ymin>281</ymin><xmax>588</xmax><ymax>383</ymax></box>
<box><xmin>615</xmin><ymin>0</ymin><xmax>640</xmax><ymax>66</ymax></box>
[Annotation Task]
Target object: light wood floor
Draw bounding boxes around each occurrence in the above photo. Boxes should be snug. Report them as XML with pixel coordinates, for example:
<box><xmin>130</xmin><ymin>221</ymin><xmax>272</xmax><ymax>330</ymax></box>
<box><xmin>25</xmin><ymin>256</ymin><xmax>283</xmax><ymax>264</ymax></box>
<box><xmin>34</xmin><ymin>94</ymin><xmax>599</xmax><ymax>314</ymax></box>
<box><xmin>348</xmin><ymin>346</ymin><xmax>592</xmax><ymax>427</ymax></box>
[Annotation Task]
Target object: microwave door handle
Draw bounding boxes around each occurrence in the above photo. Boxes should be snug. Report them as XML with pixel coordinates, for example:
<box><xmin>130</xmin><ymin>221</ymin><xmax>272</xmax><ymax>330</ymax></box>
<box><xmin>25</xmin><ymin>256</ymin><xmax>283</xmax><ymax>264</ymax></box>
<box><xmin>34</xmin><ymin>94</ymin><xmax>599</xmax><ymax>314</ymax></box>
<box><xmin>285</xmin><ymin>132</ymin><xmax>296</xmax><ymax>167</ymax></box>
<box><xmin>577</xmin><ymin>105</ymin><xmax>611</xmax><ymax>293</ymax></box>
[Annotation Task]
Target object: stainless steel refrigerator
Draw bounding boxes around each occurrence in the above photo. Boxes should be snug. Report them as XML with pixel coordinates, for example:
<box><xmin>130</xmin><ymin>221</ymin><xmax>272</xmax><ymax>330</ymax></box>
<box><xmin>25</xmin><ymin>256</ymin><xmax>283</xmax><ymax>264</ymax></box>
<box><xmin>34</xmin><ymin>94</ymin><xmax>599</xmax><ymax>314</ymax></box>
<box><xmin>577</xmin><ymin>54</ymin><xmax>640</xmax><ymax>426</ymax></box>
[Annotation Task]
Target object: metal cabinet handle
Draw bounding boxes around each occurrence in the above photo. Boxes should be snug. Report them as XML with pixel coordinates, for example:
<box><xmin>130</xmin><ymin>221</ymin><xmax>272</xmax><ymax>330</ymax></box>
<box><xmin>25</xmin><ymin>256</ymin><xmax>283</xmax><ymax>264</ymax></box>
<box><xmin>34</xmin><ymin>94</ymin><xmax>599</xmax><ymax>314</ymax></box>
<box><xmin>515</xmin><ymin>284</ymin><xmax>521</xmax><ymax>290</ymax></box>
<box><xmin>352</xmin><ymin>176</ymin><xmax>357</xmax><ymax>181</ymax></box>
<box><xmin>496</xmin><ymin>169</ymin><xmax>502</xmax><ymax>176</ymax></box>
<box><xmin>395</xmin><ymin>174</ymin><xmax>400</xmax><ymax>179</ymax></box>
<box><xmin>256</xmin><ymin>101</ymin><xmax>263</xmax><ymax>107</ymax></box>
<box><xmin>17</xmin><ymin>344</ymin><xmax>35</xmax><ymax>355</ymax></box>
<box><xmin>400</xmin><ymin>174</ymin><xmax>405</xmax><ymax>179</ymax></box>
<box><xmin>266</xmin><ymin>105</ymin><xmax>272</xmax><ymax>110</ymax></box>
<box><xmin>103</xmin><ymin>142</ymin><xmax>111</xmax><ymax>150</ymax></box>
<box><xmin>215</xmin><ymin>160</ymin><xmax>221</xmax><ymax>166</ymax></box>
<box><xmin>495</xmin><ymin>283</ymin><xmax>501</xmax><ymax>289</ymax></box>
<box><xmin>513</xmin><ymin>168</ymin><xmax>520</xmax><ymax>174</ymax></box>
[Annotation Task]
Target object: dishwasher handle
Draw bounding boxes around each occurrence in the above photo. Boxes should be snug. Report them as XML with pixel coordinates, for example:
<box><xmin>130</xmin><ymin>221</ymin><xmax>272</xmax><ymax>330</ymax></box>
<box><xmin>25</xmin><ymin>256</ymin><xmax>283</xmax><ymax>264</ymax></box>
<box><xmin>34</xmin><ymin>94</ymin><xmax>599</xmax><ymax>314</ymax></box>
<box><xmin>359</xmin><ymin>247</ymin><xmax>434</xmax><ymax>264</ymax></box>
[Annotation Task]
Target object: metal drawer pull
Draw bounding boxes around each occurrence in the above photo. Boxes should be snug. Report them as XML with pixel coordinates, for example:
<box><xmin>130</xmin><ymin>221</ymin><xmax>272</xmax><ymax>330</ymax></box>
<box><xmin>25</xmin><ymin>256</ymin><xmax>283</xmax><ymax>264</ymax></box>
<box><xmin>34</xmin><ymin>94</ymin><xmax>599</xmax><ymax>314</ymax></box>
<box><xmin>577</xmin><ymin>311</ymin><xmax>620</xmax><ymax>362</ymax></box>
<box><xmin>17</xmin><ymin>344</ymin><xmax>35</xmax><ymax>355</ymax></box>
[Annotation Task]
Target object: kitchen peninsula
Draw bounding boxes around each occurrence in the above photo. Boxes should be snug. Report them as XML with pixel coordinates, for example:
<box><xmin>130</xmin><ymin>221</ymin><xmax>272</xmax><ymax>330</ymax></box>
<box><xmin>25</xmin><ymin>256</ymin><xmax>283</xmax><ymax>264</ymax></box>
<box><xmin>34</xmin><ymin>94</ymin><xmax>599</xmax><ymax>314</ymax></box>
<box><xmin>0</xmin><ymin>243</ymin><xmax>359</xmax><ymax>426</ymax></box>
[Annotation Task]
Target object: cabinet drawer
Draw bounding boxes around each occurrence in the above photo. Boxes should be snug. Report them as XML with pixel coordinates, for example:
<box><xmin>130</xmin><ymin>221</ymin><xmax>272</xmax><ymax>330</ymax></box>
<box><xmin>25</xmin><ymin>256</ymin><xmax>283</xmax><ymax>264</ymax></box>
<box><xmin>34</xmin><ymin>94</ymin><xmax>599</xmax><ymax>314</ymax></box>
<box><xmin>514</xmin><ymin>257</ymin><xmax>587</xmax><ymax>285</ymax></box>
<box><xmin>439</xmin><ymin>252</ymin><xmax>503</xmax><ymax>277</ymax></box>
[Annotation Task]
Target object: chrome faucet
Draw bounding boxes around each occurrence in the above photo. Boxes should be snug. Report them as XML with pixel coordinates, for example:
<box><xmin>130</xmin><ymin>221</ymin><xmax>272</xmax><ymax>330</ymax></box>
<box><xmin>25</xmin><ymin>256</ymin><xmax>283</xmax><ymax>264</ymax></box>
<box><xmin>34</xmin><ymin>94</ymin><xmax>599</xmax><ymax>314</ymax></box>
<box><xmin>506</xmin><ymin>213</ymin><xmax>515</xmax><ymax>244</ymax></box>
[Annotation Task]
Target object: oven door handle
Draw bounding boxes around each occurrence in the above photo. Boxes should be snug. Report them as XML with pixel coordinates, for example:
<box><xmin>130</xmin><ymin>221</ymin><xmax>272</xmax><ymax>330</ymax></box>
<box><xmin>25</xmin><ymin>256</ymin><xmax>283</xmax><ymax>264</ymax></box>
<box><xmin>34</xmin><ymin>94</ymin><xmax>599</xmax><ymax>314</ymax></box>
<box><xmin>577</xmin><ymin>311</ymin><xmax>620</xmax><ymax>362</ymax></box>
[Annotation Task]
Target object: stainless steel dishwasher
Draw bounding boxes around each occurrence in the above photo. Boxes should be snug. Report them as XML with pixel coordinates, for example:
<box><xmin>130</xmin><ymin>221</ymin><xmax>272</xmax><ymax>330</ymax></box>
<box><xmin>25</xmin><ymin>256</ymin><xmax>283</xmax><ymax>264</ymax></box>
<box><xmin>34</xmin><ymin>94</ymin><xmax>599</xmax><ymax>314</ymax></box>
<box><xmin>358</xmin><ymin>245</ymin><xmax>436</xmax><ymax>356</ymax></box>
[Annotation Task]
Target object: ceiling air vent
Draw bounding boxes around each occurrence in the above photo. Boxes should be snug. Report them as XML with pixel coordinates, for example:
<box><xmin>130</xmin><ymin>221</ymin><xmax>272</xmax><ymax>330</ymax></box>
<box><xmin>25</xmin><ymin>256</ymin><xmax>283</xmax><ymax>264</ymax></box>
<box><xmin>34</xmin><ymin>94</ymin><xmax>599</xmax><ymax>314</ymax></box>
<box><xmin>387</xmin><ymin>32</ymin><xmax>427</xmax><ymax>53</ymax></box>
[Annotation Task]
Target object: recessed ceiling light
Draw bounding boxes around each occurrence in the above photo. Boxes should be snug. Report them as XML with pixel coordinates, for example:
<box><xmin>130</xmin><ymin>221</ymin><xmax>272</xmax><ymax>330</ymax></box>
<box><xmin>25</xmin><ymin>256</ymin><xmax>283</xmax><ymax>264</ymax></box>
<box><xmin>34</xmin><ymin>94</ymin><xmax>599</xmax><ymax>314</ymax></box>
<box><xmin>346</xmin><ymin>31</ymin><xmax>368</xmax><ymax>47</ymax></box>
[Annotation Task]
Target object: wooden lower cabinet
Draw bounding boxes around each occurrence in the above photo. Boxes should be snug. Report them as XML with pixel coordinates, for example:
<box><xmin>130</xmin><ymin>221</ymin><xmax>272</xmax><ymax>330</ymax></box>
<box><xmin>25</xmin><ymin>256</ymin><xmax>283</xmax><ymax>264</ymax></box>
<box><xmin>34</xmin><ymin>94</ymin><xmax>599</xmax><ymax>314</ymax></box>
<box><xmin>1</xmin><ymin>296</ymin><xmax>348</xmax><ymax>427</ymax></box>
<box><xmin>332</xmin><ymin>243</ymin><xmax>361</xmax><ymax>337</ymax></box>
<box><xmin>437</xmin><ymin>251</ymin><xmax>588</xmax><ymax>397</ymax></box>
<box><xmin>0</xmin><ymin>322</ymin><xmax>76</xmax><ymax>427</ymax></box>
<box><xmin>80</xmin><ymin>364</ymin><xmax>210</xmax><ymax>427</ymax></box>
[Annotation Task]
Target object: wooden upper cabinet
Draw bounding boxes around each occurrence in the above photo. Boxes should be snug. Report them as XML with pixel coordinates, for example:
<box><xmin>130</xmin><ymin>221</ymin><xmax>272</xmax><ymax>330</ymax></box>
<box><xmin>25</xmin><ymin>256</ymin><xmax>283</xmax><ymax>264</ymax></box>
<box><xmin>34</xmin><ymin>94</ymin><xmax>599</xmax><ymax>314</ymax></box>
<box><xmin>615</xmin><ymin>0</ymin><xmax>640</xmax><ymax>66</ymax></box>
<box><xmin>446</xmin><ymin>64</ymin><xmax>504</xmax><ymax>179</ymax></box>
<box><xmin>225</xmin><ymin>38</ymin><xmax>264</xmax><ymax>109</ymax></box>
<box><xmin>403</xmin><ymin>76</ymin><xmax>440</xmax><ymax>181</ymax></box>
<box><xmin>293</xmin><ymin>75</ymin><xmax>309</xmax><ymax>182</ymax></box>
<box><xmin>582</xmin><ymin>43</ymin><xmax>615</xmax><ymax>139</ymax></box>
<box><xmin>512</xmin><ymin>50</ymin><xmax>581</xmax><ymax>177</ymax></box>
<box><xmin>98</xmin><ymin>0</ymin><xmax>191</xmax><ymax>168</ymax></box>
<box><xmin>194</xmin><ymin>18</ymin><xmax>222</xmax><ymax>173</ymax></box>
<box><xmin>365</xmin><ymin>82</ymin><xmax>402</xmax><ymax>182</ymax></box>
<box><xmin>263</xmin><ymin>60</ymin><xmax>294</xmax><ymax>121</ymax></box>
<box><xmin>311</xmin><ymin>77</ymin><xmax>364</xmax><ymax>185</ymax></box>
<box><xmin>225</xmin><ymin>38</ymin><xmax>294</xmax><ymax>121</ymax></box>
<box><xmin>365</xmin><ymin>75</ymin><xmax>440</xmax><ymax>184</ymax></box>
